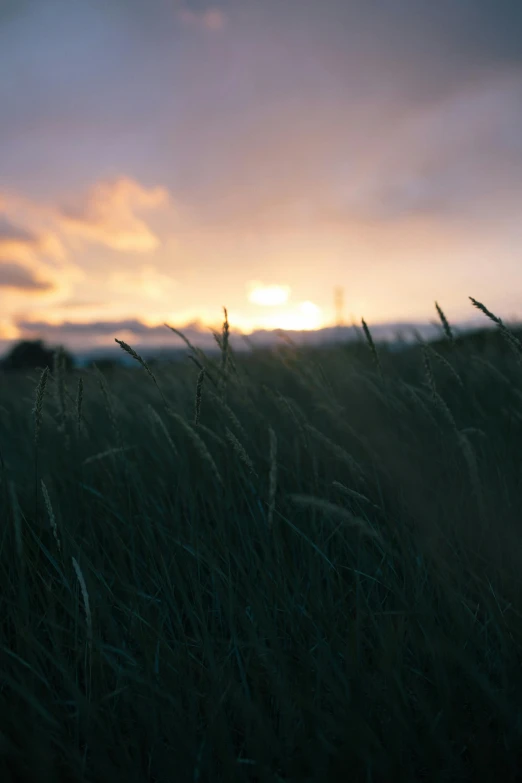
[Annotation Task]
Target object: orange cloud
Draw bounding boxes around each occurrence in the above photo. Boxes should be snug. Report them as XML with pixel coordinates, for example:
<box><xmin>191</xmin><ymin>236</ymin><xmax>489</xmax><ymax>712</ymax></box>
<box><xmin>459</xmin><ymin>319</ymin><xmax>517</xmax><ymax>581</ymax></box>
<box><xmin>179</xmin><ymin>7</ymin><xmax>226</xmax><ymax>31</ymax></box>
<box><xmin>0</xmin><ymin>225</ymin><xmax>65</xmax><ymax>269</ymax></box>
<box><xmin>0</xmin><ymin>215</ymin><xmax>41</xmax><ymax>262</ymax></box>
<box><xmin>0</xmin><ymin>176</ymin><xmax>174</xmax><ymax>335</ymax></box>
<box><xmin>57</xmin><ymin>177</ymin><xmax>170</xmax><ymax>252</ymax></box>
<box><xmin>106</xmin><ymin>264</ymin><xmax>178</xmax><ymax>301</ymax></box>
<box><xmin>0</xmin><ymin>212</ymin><xmax>66</xmax><ymax>299</ymax></box>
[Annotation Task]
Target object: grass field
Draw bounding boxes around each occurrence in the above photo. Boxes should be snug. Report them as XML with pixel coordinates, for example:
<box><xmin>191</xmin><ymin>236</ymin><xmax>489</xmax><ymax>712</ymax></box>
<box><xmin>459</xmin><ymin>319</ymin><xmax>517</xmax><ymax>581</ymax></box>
<box><xmin>2</xmin><ymin>299</ymin><xmax>522</xmax><ymax>782</ymax></box>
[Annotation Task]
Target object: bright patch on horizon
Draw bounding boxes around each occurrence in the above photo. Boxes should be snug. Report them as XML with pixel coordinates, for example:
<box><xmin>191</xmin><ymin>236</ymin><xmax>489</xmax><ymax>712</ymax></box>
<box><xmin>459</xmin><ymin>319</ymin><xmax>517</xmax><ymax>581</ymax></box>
<box><xmin>260</xmin><ymin>301</ymin><xmax>323</xmax><ymax>331</ymax></box>
<box><xmin>248</xmin><ymin>283</ymin><xmax>291</xmax><ymax>307</ymax></box>
<box><xmin>299</xmin><ymin>301</ymin><xmax>320</xmax><ymax>319</ymax></box>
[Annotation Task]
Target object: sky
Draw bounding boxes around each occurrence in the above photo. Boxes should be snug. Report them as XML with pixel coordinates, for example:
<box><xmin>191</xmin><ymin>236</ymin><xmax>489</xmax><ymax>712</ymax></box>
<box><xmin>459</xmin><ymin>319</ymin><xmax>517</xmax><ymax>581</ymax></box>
<box><xmin>1</xmin><ymin>0</ymin><xmax>522</xmax><ymax>352</ymax></box>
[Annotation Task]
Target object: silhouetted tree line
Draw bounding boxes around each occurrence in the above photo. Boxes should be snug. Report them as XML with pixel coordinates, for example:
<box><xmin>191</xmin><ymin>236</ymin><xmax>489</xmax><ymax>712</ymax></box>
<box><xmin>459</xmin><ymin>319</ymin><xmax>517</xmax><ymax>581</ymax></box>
<box><xmin>2</xmin><ymin>327</ymin><xmax>520</xmax><ymax>375</ymax></box>
<box><xmin>1</xmin><ymin>340</ymin><xmax>75</xmax><ymax>372</ymax></box>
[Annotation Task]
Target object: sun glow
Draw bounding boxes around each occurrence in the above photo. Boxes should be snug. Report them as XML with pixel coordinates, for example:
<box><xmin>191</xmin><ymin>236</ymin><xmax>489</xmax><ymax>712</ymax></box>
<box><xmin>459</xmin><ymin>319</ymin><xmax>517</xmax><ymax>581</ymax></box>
<box><xmin>257</xmin><ymin>301</ymin><xmax>323</xmax><ymax>331</ymax></box>
<box><xmin>248</xmin><ymin>282</ymin><xmax>291</xmax><ymax>307</ymax></box>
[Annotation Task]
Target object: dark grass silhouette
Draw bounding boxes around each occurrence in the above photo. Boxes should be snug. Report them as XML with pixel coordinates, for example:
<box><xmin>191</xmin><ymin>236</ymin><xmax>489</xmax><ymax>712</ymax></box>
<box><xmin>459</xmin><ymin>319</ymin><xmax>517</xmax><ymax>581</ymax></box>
<box><xmin>1</xmin><ymin>299</ymin><xmax>522</xmax><ymax>782</ymax></box>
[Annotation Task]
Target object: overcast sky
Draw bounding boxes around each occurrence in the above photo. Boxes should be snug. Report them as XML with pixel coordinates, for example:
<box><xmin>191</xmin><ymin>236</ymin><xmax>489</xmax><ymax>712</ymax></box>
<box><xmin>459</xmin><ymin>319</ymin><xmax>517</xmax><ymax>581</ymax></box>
<box><xmin>1</xmin><ymin>0</ymin><xmax>522</xmax><ymax>349</ymax></box>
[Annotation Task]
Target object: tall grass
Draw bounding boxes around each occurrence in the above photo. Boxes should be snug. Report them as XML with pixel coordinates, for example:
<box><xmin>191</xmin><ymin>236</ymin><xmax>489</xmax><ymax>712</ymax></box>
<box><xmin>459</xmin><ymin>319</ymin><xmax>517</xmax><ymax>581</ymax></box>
<box><xmin>1</xmin><ymin>297</ymin><xmax>522</xmax><ymax>781</ymax></box>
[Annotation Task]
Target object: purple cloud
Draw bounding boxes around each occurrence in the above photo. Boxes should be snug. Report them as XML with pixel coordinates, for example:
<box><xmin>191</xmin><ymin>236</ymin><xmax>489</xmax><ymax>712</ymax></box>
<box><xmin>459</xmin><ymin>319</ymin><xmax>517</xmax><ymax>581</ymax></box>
<box><xmin>0</xmin><ymin>261</ymin><xmax>54</xmax><ymax>291</ymax></box>
<box><xmin>0</xmin><ymin>215</ymin><xmax>39</xmax><ymax>245</ymax></box>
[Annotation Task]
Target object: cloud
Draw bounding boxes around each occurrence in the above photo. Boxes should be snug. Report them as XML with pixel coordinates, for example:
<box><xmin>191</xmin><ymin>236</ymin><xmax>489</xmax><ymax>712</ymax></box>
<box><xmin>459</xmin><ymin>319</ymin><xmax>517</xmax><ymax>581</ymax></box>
<box><xmin>0</xmin><ymin>197</ymin><xmax>69</xmax><ymax>267</ymax></box>
<box><xmin>179</xmin><ymin>7</ymin><xmax>226</xmax><ymax>31</ymax></box>
<box><xmin>57</xmin><ymin>298</ymin><xmax>107</xmax><ymax>310</ymax></box>
<box><xmin>15</xmin><ymin>315</ymin><xmax>242</xmax><ymax>344</ymax></box>
<box><xmin>183</xmin><ymin>68</ymin><xmax>522</xmax><ymax>235</ymax></box>
<box><xmin>1</xmin><ymin>0</ymin><xmax>522</xmax><ymax>336</ymax></box>
<box><xmin>0</xmin><ymin>215</ymin><xmax>39</xmax><ymax>245</ymax></box>
<box><xmin>14</xmin><ymin>316</ymin><xmax>215</xmax><ymax>348</ymax></box>
<box><xmin>0</xmin><ymin>176</ymin><xmax>172</xmax><ymax>314</ymax></box>
<box><xmin>0</xmin><ymin>214</ymin><xmax>44</xmax><ymax>263</ymax></box>
<box><xmin>107</xmin><ymin>264</ymin><xmax>178</xmax><ymax>300</ymax></box>
<box><xmin>0</xmin><ymin>261</ymin><xmax>54</xmax><ymax>291</ymax></box>
<box><xmin>17</xmin><ymin>318</ymin><xmax>163</xmax><ymax>336</ymax></box>
<box><xmin>56</xmin><ymin>177</ymin><xmax>170</xmax><ymax>252</ymax></box>
<box><xmin>0</xmin><ymin>200</ymin><xmax>73</xmax><ymax>300</ymax></box>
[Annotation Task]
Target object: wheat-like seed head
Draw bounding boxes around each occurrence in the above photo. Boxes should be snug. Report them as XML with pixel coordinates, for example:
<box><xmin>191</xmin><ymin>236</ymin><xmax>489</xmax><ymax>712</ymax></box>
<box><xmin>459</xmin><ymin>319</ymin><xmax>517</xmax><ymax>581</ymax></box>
<box><xmin>267</xmin><ymin>427</ymin><xmax>277</xmax><ymax>528</ymax></box>
<box><xmin>194</xmin><ymin>368</ymin><xmax>205</xmax><ymax>425</ymax></box>
<box><xmin>422</xmin><ymin>344</ymin><xmax>436</xmax><ymax>395</ymax></box>
<box><xmin>269</xmin><ymin>388</ymin><xmax>308</xmax><ymax>439</ymax></box>
<box><xmin>458</xmin><ymin>431</ymin><xmax>484</xmax><ymax>512</ymax></box>
<box><xmin>400</xmin><ymin>381</ymin><xmax>439</xmax><ymax>426</ymax></box>
<box><xmin>195</xmin><ymin>423</ymin><xmax>227</xmax><ymax>447</ymax></box>
<box><xmin>95</xmin><ymin>368</ymin><xmax>122</xmax><ymax>448</ymax></box>
<box><xmin>165</xmin><ymin>323</ymin><xmax>207</xmax><ymax>364</ymax></box>
<box><xmin>115</xmin><ymin>339</ymin><xmax>168</xmax><ymax>407</ymax></box>
<box><xmin>8</xmin><ymin>481</ymin><xmax>23</xmax><ymax>563</ymax></box>
<box><xmin>469</xmin><ymin>296</ymin><xmax>503</xmax><ymax>326</ymax></box>
<box><xmin>435</xmin><ymin>301</ymin><xmax>455</xmax><ymax>345</ymax></box>
<box><xmin>41</xmin><ymin>480</ymin><xmax>61</xmax><ymax>553</ymax></box>
<box><xmin>420</xmin><ymin>344</ymin><xmax>458</xmax><ymax>430</ymax></box>
<box><xmin>115</xmin><ymin>339</ymin><xmax>156</xmax><ymax>379</ymax></box>
<box><xmin>426</xmin><ymin>343</ymin><xmax>464</xmax><ymax>389</ymax></box>
<box><xmin>304</xmin><ymin>423</ymin><xmax>366</xmax><ymax>483</ymax></box>
<box><xmin>187</xmin><ymin>353</ymin><xmax>218</xmax><ymax>389</ymax></box>
<box><xmin>72</xmin><ymin>557</ymin><xmax>92</xmax><ymax>646</ymax></box>
<box><xmin>225</xmin><ymin>427</ymin><xmax>257</xmax><ymax>476</ymax></box>
<box><xmin>469</xmin><ymin>296</ymin><xmax>522</xmax><ymax>359</ymax></box>
<box><xmin>432</xmin><ymin>387</ymin><xmax>457</xmax><ymax>431</ymax></box>
<box><xmin>54</xmin><ymin>348</ymin><xmax>71</xmax><ymax>451</ymax></box>
<box><xmin>33</xmin><ymin>366</ymin><xmax>49</xmax><ymax>446</ymax></box>
<box><xmin>53</xmin><ymin>347</ymin><xmax>67</xmax><ymax>427</ymax></box>
<box><xmin>169</xmin><ymin>412</ymin><xmax>223</xmax><ymax>485</ymax></box>
<box><xmin>361</xmin><ymin>318</ymin><xmax>383</xmax><ymax>377</ymax></box>
<box><xmin>219</xmin><ymin>306</ymin><xmax>230</xmax><ymax>397</ymax></box>
<box><xmin>208</xmin><ymin>390</ymin><xmax>248</xmax><ymax>441</ymax></box>
<box><xmin>288</xmin><ymin>493</ymin><xmax>384</xmax><ymax>542</ymax></box>
<box><xmin>332</xmin><ymin>481</ymin><xmax>373</xmax><ymax>505</ymax></box>
<box><xmin>222</xmin><ymin>307</ymin><xmax>229</xmax><ymax>363</ymax></box>
<box><xmin>147</xmin><ymin>404</ymin><xmax>179</xmax><ymax>456</ymax></box>
<box><xmin>83</xmin><ymin>446</ymin><xmax>135</xmax><ymax>465</ymax></box>
<box><xmin>76</xmin><ymin>377</ymin><xmax>84</xmax><ymax>437</ymax></box>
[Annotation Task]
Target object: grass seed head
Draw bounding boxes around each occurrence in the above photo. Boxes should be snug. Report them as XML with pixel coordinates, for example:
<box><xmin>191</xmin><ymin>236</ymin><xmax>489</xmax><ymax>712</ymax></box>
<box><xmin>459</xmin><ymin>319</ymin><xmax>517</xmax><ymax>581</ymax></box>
<box><xmin>9</xmin><ymin>481</ymin><xmax>23</xmax><ymax>564</ymax></box>
<box><xmin>41</xmin><ymin>480</ymin><xmax>61</xmax><ymax>553</ymax></box>
<box><xmin>361</xmin><ymin>318</ymin><xmax>382</xmax><ymax>377</ymax></box>
<box><xmin>435</xmin><ymin>301</ymin><xmax>455</xmax><ymax>345</ymax></box>
<box><xmin>115</xmin><ymin>338</ymin><xmax>167</xmax><ymax>403</ymax></box>
<box><xmin>225</xmin><ymin>427</ymin><xmax>256</xmax><ymax>476</ymax></box>
<box><xmin>194</xmin><ymin>368</ymin><xmax>205</xmax><ymax>425</ymax></box>
<box><xmin>170</xmin><ymin>412</ymin><xmax>224</xmax><ymax>485</ymax></box>
<box><xmin>469</xmin><ymin>296</ymin><xmax>522</xmax><ymax>359</ymax></box>
<box><xmin>33</xmin><ymin>366</ymin><xmax>49</xmax><ymax>446</ymax></box>
<box><xmin>148</xmin><ymin>404</ymin><xmax>179</xmax><ymax>456</ymax></box>
<box><xmin>288</xmin><ymin>494</ymin><xmax>384</xmax><ymax>542</ymax></box>
<box><xmin>72</xmin><ymin>557</ymin><xmax>92</xmax><ymax>646</ymax></box>
<box><xmin>76</xmin><ymin>376</ymin><xmax>84</xmax><ymax>437</ymax></box>
<box><xmin>268</xmin><ymin>427</ymin><xmax>277</xmax><ymax>528</ymax></box>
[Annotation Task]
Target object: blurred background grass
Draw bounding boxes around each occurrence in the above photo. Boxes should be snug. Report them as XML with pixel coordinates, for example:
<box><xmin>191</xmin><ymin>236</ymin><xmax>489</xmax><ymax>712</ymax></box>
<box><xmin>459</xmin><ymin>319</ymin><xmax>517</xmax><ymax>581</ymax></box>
<box><xmin>1</xmin><ymin>302</ymin><xmax>522</xmax><ymax>781</ymax></box>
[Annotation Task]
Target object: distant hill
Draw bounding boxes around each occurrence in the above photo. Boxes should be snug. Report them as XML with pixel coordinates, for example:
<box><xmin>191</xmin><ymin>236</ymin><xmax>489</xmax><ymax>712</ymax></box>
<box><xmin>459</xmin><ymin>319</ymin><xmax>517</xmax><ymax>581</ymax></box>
<box><xmin>3</xmin><ymin>316</ymin><xmax>519</xmax><ymax>368</ymax></box>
